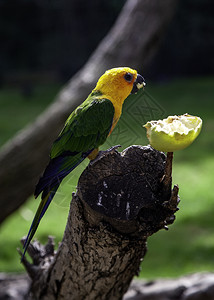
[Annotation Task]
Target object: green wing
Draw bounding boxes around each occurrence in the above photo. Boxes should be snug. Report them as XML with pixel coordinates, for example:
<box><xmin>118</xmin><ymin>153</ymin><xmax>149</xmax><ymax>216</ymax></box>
<box><xmin>22</xmin><ymin>94</ymin><xmax>115</xmax><ymax>261</ymax></box>
<box><xmin>50</xmin><ymin>94</ymin><xmax>115</xmax><ymax>159</ymax></box>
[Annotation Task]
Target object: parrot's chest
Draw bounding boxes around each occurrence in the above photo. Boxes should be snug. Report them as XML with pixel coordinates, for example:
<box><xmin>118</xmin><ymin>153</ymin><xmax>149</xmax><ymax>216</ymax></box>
<box><xmin>109</xmin><ymin>104</ymin><xmax>122</xmax><ymax>135</ymax></box>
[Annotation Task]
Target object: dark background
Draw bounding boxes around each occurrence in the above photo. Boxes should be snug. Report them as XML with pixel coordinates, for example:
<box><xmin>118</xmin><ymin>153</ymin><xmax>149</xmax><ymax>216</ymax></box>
<box><xmin>1</xmin><ymin>0</ymin><xmax>213</xmax><ymax>87</ymax></box>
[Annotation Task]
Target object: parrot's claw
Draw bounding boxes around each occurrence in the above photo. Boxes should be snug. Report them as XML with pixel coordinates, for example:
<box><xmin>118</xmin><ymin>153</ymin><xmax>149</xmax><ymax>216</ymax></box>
<box><xmin>90</xmin><ymin>145</ymin><xmax>121</xmax><ymax>165</ymax></box>
<box><xmin>105</xmin><ymin>144</ymin><xmax>121</xmax><ymax>153</ymax></box>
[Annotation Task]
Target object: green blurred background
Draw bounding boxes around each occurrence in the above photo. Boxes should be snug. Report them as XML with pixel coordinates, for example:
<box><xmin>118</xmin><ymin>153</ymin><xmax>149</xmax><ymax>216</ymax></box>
<box><xmin>0</xmin><ymin>0</ymin><xmax>214</xmax><ymax>278</ymax></box>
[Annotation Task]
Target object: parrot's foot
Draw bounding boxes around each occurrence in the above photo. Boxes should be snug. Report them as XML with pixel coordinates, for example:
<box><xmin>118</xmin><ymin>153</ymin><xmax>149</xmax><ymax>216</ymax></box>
<box><xmin>90</xmin><ymin>145</ymin><xmax>121</xmax><ymax>165</ymax></box>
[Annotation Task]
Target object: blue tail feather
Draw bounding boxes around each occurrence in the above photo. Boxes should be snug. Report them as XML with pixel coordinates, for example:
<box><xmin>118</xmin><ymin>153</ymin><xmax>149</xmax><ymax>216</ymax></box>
<box><xmin>35</xmin><ymin>150</ymin><xmax>92</xmax><ymax>198</ymax></box>
<box><xmin>22</xmin><ymin>149</ymin><xmax>93</xmax><ymax>261</ymax></box>
<box><xmin>21</xmin><ymin>185</ymin><xmax>59</xmax><ymax>261</ymax></box>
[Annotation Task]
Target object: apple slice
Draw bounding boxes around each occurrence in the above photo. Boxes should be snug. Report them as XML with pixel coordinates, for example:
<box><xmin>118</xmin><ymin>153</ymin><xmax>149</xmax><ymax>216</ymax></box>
<box><xmin>143</xmin><ymin>114</ymin><xmax>202</xmax><ymax>152</ymax></box>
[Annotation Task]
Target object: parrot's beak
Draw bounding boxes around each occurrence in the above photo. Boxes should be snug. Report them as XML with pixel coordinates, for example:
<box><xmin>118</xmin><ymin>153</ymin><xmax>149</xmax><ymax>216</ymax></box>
<box><xmin>131</xmin><ymin>74</ymin><xmax>146</xmax><ymax>94</ymax></box>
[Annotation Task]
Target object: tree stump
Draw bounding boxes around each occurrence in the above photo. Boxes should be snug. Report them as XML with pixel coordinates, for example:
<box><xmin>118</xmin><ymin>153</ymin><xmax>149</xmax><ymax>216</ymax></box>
<box><xmin>22</xmin><ymin>145</ymin><xmax>179</xmax><ymax>300</ymax></box>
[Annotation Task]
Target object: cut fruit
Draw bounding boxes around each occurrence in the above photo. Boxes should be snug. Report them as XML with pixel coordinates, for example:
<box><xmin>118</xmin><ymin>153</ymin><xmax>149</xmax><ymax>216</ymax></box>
<box><xmin>143</xmin><ymin>114</ymin><xmax>202</xmax><ymax>152</ymax></box>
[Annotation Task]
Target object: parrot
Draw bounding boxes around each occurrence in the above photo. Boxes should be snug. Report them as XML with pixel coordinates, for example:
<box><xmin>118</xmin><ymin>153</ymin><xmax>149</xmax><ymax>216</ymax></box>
<box><xmin>21</xmin><ymin>67</ymin><xmax>145</xmax><ymax>261</ymax></box>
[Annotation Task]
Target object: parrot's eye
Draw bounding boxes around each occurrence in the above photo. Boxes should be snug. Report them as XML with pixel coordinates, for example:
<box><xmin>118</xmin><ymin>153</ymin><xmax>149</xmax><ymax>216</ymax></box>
<box><xmin>124</xmin><ymin>72</ymin><xmax>133</xmax><ymax>82</ymax></box>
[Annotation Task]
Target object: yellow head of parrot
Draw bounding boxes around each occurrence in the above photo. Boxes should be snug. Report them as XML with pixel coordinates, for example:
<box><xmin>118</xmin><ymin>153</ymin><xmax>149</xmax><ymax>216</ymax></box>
<box><xmin>94</xmin><ymin>67</ymin><xmax>145</xmax><ymax>104</ymax></box>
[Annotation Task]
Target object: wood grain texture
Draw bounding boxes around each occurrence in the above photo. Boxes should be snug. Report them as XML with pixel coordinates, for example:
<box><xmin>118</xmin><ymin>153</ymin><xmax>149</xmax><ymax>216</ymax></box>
<box><xmin>22</xmin><ymin>146</ymin><xmax>179</xmax><ymax>299</ymax></box>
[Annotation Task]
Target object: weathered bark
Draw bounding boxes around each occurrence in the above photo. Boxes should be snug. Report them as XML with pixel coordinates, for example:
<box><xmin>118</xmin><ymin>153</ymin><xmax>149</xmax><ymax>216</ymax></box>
<box><xmin>0</xmin><ymin>273</ymin><xmax>30</xmax><ymax>300</ymax></box>
<box><xmin>21</xmin><ymin>145</ymin><xmax>179</xmax><ymax>299</ymax></box>
<box><xmin>0</xmin><ymin>0</ymin><xmax>178</xmax><ymax>224</ymax></box>
<box><xmin>2</xmin><ymin>272</ymin><xmax>214</xmax><ymax>300</ymax></box>
<box><xmin>124</xmin><ymin>273</ymin><xmax>214</xmax><ymax>300</ymax></box>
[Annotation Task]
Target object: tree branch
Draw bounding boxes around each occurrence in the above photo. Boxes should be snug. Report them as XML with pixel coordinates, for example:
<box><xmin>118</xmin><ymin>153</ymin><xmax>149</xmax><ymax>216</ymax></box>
<box><xmin>2</xmin><ymin>272</ymin><xmax>214</xmax><ymax>300</ymax></box>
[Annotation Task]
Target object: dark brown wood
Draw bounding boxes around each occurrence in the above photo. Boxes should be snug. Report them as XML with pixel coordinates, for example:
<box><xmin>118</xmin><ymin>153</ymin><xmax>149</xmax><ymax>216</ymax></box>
<box><xmin>124</xmin><ymin>273</ymin><xmax>214</xmax><ymax>300</ymax></box>
<box><xmin>161</xmin><ymin>151</ymin><xmax>174</xmax><ymax>201</ymax></box>
<box><xmin>21</xmin><ymin>145</ymin><xmax>179</xmax><ymax>300</ymax></box>
<box><xmin>0</xmin><ymin>0</ymin><xmax>178</xmax><ymax>224</ymax></box>
<box><xmin>2</xmin><ymin>272</ymin><xmax>214</xmax><ymax>300</ymax></box>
